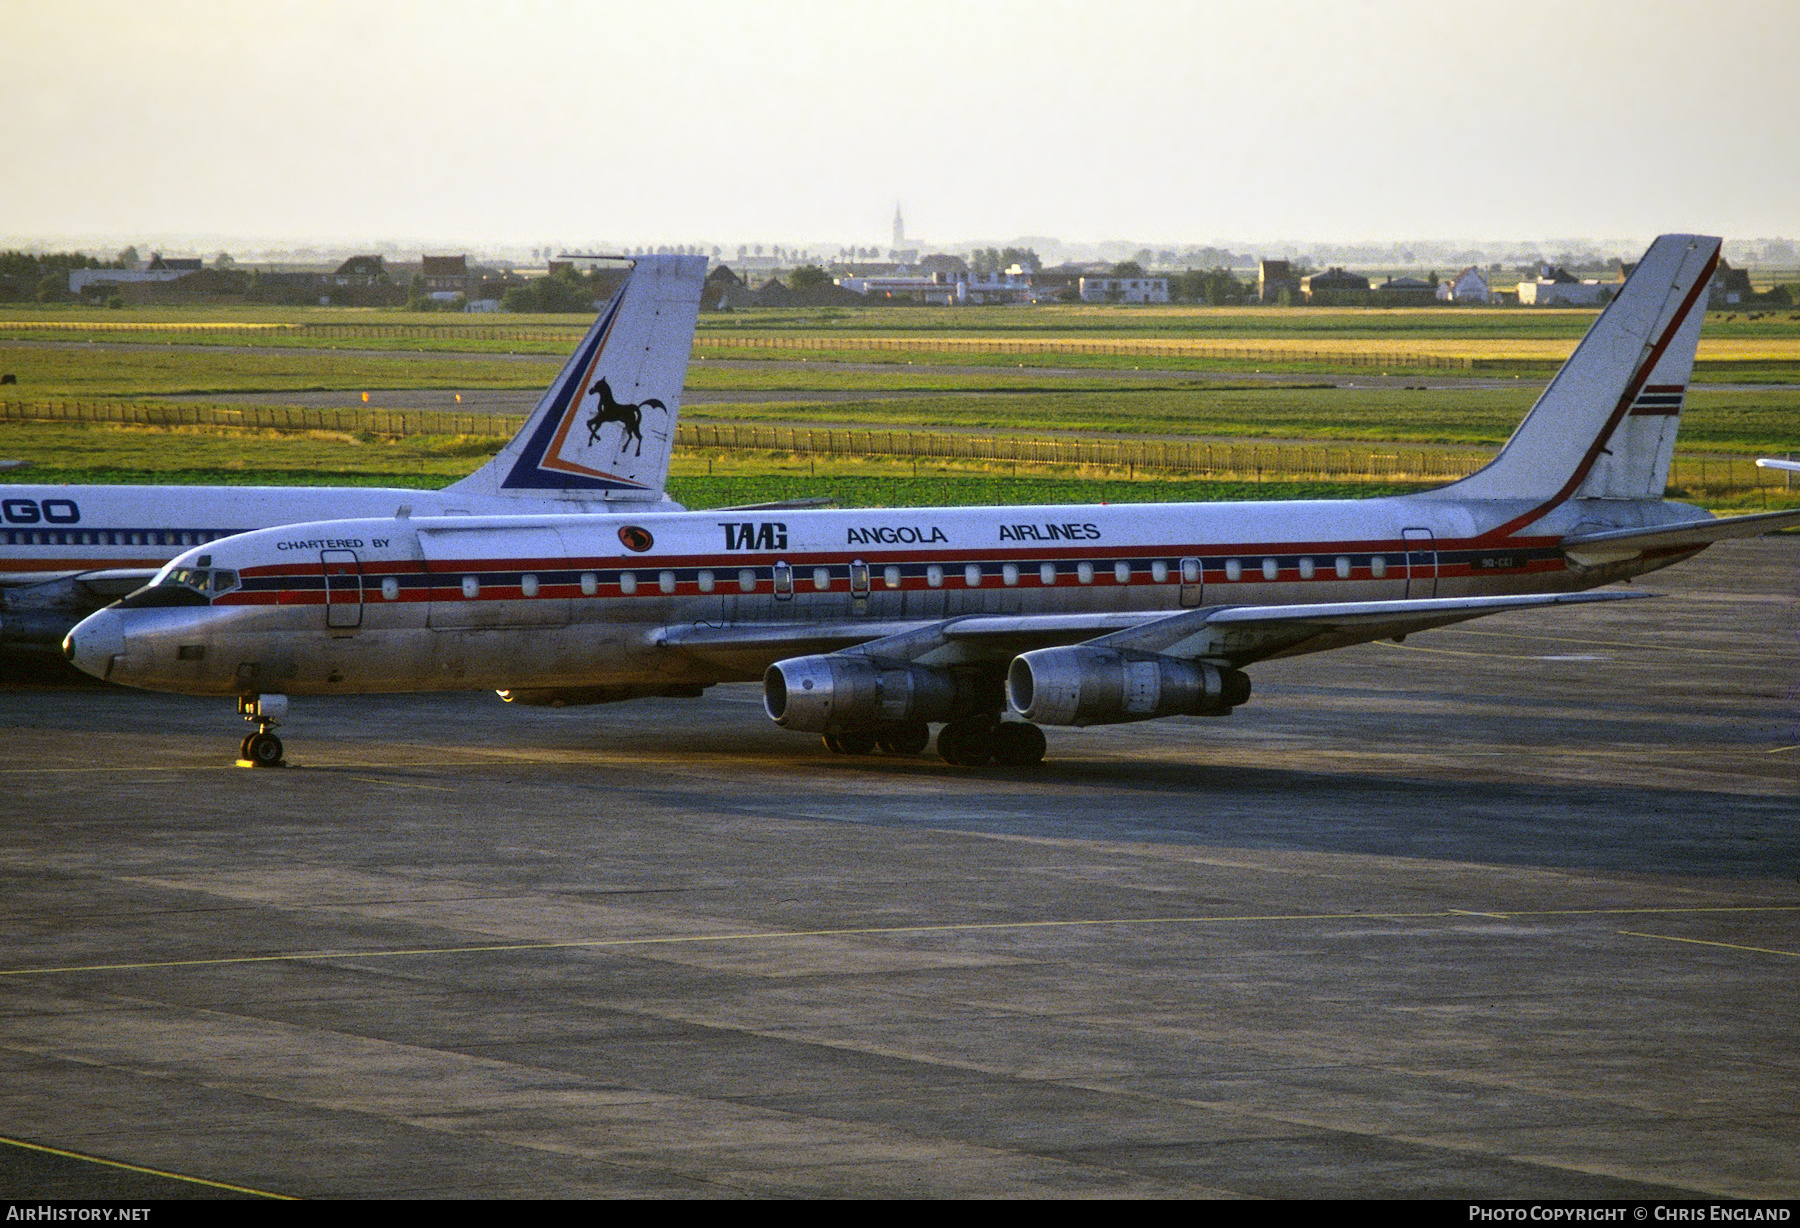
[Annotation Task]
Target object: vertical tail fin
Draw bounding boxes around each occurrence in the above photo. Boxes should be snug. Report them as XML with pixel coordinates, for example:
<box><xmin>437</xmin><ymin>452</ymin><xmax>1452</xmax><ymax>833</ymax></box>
<box><xmin>445</xmin><ymin>253</ymin><xmax>707</xmax><ymax>503</ymax></box>
<box><xmin>1426</xmin><ymin>234</ymin><xmax>1719</xmax><ymax>505</ymax></box>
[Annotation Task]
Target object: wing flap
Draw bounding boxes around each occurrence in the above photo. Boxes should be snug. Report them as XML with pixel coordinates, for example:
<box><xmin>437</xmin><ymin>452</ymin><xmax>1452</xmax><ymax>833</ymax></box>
<box><xmin>657</xmin><ymin>592</ymin><xmax>1649</xmax><ymax>673</ymax></box>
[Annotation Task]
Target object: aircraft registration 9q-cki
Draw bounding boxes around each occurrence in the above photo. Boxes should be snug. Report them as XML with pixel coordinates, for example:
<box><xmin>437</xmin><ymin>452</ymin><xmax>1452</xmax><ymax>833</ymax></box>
<box><xmin>0</xmin><ymin>254</ymin><xmax>707</xmax><ymax>657</ymax></box>
<box><xmin>65</xmin><ymin>235</ymin><xmax>1800</xmax><ymax>768</ymax></box>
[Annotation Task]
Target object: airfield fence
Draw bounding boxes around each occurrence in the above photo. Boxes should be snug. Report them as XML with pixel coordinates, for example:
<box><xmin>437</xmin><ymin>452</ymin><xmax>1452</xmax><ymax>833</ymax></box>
<box><xmin>695</xmin><ymin>332</ymin><xmax>1503</xmax><ymax>370</ymax></box>
<box><xmin>0</xmin><ymin>397</ymin><xmax>1781</xmax><ymax>494</ymax></box>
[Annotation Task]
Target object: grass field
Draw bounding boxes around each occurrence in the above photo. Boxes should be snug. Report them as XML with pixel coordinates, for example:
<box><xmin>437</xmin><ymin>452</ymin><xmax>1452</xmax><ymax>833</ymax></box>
<box><xmin>2</xmin><ymin>300</ymin><xmax>1793</xmax><ymax>514</ymax></box>
<box><xmin>3</xmin><ymin>340</ymin><xmax>1793</xmax><ymax>453</ymax></box>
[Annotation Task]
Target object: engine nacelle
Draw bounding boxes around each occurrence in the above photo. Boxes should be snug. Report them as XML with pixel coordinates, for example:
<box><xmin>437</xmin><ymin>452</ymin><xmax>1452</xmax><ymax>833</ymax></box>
<box><xmin>763</xmin><ymin>654</ymin><xmax>962</xmax><ymax>733</ymax></box>
<box><xmin>1007</xmin><ymin>646</ymin><xmax>1250</xmax><ymax>726</ymax></box>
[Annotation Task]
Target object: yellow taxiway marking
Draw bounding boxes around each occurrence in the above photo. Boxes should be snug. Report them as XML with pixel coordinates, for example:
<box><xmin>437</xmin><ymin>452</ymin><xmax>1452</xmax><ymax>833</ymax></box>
<box><xmin>1620</xmin><ymin>930</ymin><xmax>1800</xmax><ymax>958</ymax></box>
<box><xmin>0</xmin><ymin>1132</ymin><xmax>296</xmax><ymax>1199</ymax></box>
<box><xmin>3</xmin><ymin>905</ymin><xmax>1796</xmax><ymax>979</ymax></box>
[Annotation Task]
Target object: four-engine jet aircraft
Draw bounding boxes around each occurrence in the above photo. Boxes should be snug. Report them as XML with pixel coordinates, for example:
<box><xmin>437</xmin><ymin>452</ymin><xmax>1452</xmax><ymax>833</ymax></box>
<box><xmin>1</xmin><ymin>254</ymin><xmax>706</xmax><ymax>657</ymax></box>
<box><xmin>65</xmin><ymin>235</ymin><xmax>1800</xmax><ymax>767</ymax></box>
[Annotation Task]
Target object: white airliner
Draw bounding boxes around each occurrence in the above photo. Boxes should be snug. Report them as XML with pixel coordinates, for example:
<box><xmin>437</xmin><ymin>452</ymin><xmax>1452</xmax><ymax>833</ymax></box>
<box><xmin>0</xmin><ymin>254</ymin><xmax>707</xmax><ymax>656</ymax></box>
<box><xmin>65</xmin><ymin>235</ymin><xmax>1800</xmax><ymax>767</ymax></box>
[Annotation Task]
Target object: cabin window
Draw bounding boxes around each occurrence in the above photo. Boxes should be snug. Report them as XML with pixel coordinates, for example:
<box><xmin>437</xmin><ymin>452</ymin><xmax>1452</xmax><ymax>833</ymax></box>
<box><xmin>659</xmin><ymin>570</ymin><xmax>676</xmax><ymax>594</ymax></box>
<box><xmin>381</xmin><ymin>577</ymin><xmax>400</xmax><ymax>601</ymax></box>
<box><xmin>1181</xmin><ymin>558</ymin><xmax>1202</xmax><ymax>584</ymax></box>
<box><xmin>619</xmin><ymin>572</ymin><xmax>637</xmax><ymax>595</ymax></box>
<box><xmin>737</xmin><ymin>568</ymin><xmax>756</xmax><ymax>593</ymax></box>
<box><xmin>1299</xmin><ymin>557</ymin><xmax>1315</xmax><ymax>579</ymax></box>
<box><xmin>1114</xmin><ymin>561</ymin><xmax>1131</xmax><ymax>584</ymax></box>
<box><xmin>926</xmin><ymin>565</ymin><xmax>944</xmax><ymax>588</ymax></box>
<box><xmin>1151</xmin><ymin>561</ymin><xmax>1169</xmax><ymax>582</ymax></box>
<box><xmin>964</xmin><ymin>564</ymin><xmax>982</xmax><ymax>587</ymax></box>
<box><xmin>1335</xmin><ymin>556</ymin><xmax>1351</xmax><ymax>578</ymax></box>
<box><xmin>1224</xmin><ymin>559</ymin><xmax>1242</xmax><ymax>581</ymax></box>
<box><xmin>580</xmin><ymin>572</ymin><xmax>598</xmax><ymax>596</ymax></box>
<box><xmin>773</xmin><ymin>562</ymin><xmax>793</xmax><ymax>599</ymax></box>
<box><xmin>849</xmin><ymin>560</ymin><xmax>870</xmax><ymax>597</ymax></box>
<box><xmin>521</xmin><ymin>574</ymin><xmax>539</xmax><ymax>598</ymax></box>
<box><xmin>1039</xmin><ymin>562</ymin><xmax>1056</xmax><ymax>585</ymax></box>
<box><xmin>811</xmin><ymin>567</ymin><xmax>830</xmax><ymax>591</ymax></box>
<box><xmin>461</xmin><ymin>576</ymin><xmax>479</xmax><ymax>599</ymax></box>
<box><xmin>1262</xmin><ymin>558</ymin><xmax>1278</xmax><ymax>581</ymax></box>
<box><xmin>697</xmin><ymin>569</ymin><xmax>715</xmax><ymax>593</ymax></box>
<box><xmin>1002</xmin><ymin>563</ymin><xmax>1019</xmax><ymax>586</ymax></box>
<box><xmin>1370</xmin><ymin>556</ymin><xmax>1387</xmax><ymax>578</ymax></box>
<box><xmin>1077</xmin><ymin>562</ymin><xmax>1094</xmax><ymax>585</ymax></box>
<box><xmin>883</xmin><ymin>565</ymin><xmax>901</xmax><ymax>589</ymax></box>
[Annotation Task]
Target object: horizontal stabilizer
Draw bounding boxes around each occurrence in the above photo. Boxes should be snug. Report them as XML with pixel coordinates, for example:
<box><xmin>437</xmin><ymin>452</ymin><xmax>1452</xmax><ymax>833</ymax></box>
<box><xmin>1561</xmin><ymin>508</ymin><xmax>1800</xmax><ymax>564</ymax></box>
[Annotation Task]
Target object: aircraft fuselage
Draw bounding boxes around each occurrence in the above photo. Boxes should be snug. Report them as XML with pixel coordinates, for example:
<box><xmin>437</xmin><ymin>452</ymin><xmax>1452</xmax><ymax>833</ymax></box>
<box><xmin>66</xmin><ymin>493</ymin><xmax>1708</xmax><ymax>698</ymax></box>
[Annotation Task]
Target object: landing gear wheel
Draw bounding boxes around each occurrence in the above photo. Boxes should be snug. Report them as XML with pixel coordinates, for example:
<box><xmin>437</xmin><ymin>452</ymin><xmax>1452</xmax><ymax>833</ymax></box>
<box><xmin>937</xmin><ymin>718</ymin><xmax>996</xmax><ymax>767</ymax></box>
<box><xmin>245</xmin><ymin>731</ymin><xmax>284</xmax><ymax>767</ymax></box>
<box><xmin>990</xmin><ymin>722</ymin><xmax>1047</xmax><ymax>767</ymax></box>
<box><xmin>239</xmin><ymin>732</ymin><xmax>257</xmax><ymax>760</ymax></box>
<box><xmin>836</xmin><ymin>730</ymin><xmax>878</xmax><ymax>755</ymax></box>
<box><xmin>875</xmin><ymin>721</ymin><xmax>930</xmax><ymax>756</ymax></box>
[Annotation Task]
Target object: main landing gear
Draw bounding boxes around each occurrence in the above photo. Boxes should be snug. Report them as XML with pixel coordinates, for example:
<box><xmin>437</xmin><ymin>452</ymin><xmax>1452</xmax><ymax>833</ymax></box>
<box><xmin>236</xmin><ymin>694</ymin><xmax>288</xmax><ymax>768</ymax></box>
<box><xmin>821</xmin><ymin>719</ymin><xmax>931</xmax><ymax>758</ymax></box>
<box><xmin>818</xmin><ymin>717</ymin><xmax>1047</xmax><ymax>768</ymax></box>
<box><xmin>936</xmin><ymin>717</ymin><xmax>1046</xmax><ymax>768</ymax></box>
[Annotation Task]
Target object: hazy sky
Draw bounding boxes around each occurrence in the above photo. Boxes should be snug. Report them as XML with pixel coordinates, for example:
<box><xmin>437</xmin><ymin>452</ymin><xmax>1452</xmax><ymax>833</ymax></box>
<box><xmin>5</xmin><ymin>0</ymin><xmax>1796</xmax><ymax>251</ymax></box>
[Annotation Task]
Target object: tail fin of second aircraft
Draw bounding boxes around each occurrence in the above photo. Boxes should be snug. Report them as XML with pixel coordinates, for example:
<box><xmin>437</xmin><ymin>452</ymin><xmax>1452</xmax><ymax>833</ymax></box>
<box><xmin>1425</xmin><ymin>233</ymin><xmax>1720</xmax><ymax>506</ymax></box>
<box><xmin>445</xmin><ymin>253</ymin><xmax>707</xmax><ymax>504</ymax></box>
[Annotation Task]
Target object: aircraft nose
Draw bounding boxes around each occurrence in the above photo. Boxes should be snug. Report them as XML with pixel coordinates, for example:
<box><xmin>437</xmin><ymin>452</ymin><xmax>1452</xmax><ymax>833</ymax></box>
<box><xmin>64</xmin><ymin>609</ymin><xmax>126</xmax><ymax>680</ymax></box>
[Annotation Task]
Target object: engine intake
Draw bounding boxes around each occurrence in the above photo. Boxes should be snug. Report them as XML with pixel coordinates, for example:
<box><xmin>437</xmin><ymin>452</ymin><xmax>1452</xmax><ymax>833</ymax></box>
<box><xmin>764</xmin><ymin>654</ymin><xmax>963</xmax><ymax>733</ymax></box>
<box><xmin>1007</xmin><ymin>646</ymin><xmax>1250</xmax><ymax>726</ymax></box>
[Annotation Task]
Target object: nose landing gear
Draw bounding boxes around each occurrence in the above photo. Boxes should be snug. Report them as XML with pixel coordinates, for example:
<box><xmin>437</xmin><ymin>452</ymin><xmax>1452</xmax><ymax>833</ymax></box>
<box><xmin>236</xmin><ymin>694</ymin><xmax>289</xmax><ymax>768</ymax></box>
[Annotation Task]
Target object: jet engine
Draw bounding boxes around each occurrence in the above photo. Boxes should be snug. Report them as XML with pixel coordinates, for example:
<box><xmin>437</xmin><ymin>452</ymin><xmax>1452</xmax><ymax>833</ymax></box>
<box><xmin>1007</xmin><ymin>646</ymin><xmax>1250</xmax><ymax>726</ymax></box>
<box><xmin>763</xmin><ymin>654</ymin><xmax>967</xmax><ymax>733</ymax></box>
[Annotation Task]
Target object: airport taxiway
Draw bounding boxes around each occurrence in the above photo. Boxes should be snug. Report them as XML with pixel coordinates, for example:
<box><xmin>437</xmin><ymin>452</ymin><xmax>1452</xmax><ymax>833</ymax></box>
<box><xmin>0</xmin><ymin>538</ymin><xmax>1793</xmax><ymax>1198</ymax></box>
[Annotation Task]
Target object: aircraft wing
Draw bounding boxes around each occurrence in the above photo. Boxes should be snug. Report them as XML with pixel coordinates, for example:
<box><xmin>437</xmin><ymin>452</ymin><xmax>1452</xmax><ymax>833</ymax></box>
<box><xmin>660</xmin><ymin>590</ymin><xmax>1649</xmax><ymax>674</ymax></box>
<box><xmin>0</xmin><ymin>568</ymin><xmax>160</xmax><ymax>596</ymax></box>
<box><xmin>1561</xmin><ymin>508</ymin><xmax>1800</xmax><ymax>566</ymax></box>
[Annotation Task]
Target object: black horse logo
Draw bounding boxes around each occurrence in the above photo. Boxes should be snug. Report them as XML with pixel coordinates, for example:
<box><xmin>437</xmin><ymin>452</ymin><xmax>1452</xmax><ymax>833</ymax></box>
<box><xmin>584</xmin><ymin>377</ymin><xmax>667</xmax><ymax>457</ymax></box>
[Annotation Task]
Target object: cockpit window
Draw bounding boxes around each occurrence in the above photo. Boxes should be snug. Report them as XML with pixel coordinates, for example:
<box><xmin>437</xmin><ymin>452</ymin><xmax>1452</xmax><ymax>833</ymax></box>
<box><xmin>115</xmin><ymin>564</ymin><xmax>239</xmax><ymax>609</ymax></box>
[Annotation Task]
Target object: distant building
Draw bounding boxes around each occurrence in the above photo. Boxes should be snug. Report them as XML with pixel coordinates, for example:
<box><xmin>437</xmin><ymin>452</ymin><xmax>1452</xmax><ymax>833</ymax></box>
<box><xmin>333</xmin><ymin>255</ymin><xmax>385</xmax><ymax>286</ymax></box>
<box><xmin>1258</xmin><ymin>259</ymin><xmax>1298</xmax><ymax>303</ymax></box>
<box><xmin>1375</xmin><ymin>275</ymin><xmax>1438</xmax><ymax>306</ymax></box>
<box><xmin>68</xmin><ymin>252</ymin><xmax>205</xmax><ymax>298</ymax></box>
<box><xmin>1518</xmin><ymin>263</ymin><xmax>1615</xmax><ymax>306</ymax></box>
<box><xmin>1437</xmin><ymin>266</ymin><xmax>1492</xmax><ymax>304</ymax></box>
<box><xmin>421</xmin><ymin>255</ymin><xmax>470</xmax><ymax>300</ymax></box>
<box><xmin>1301</xmin><ymin>267</ymin><xmax>1370</xmax><ymax>302</ymax></box>
<box><xmin>1708</xmin><ymin>258</ymin><xmax>1756</xmax><ymax>307</ymax></box>
<box><xmin>837</xmin><ymin>273</ymin><xmax>959</xmax><ymax>305</ymax></box>
<box><xmin>1078</xmin><ymin>276</ymin><xmax>1169</xmax><ymax>304</ymax></box>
